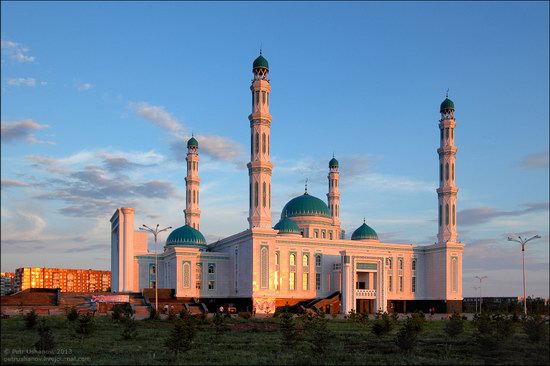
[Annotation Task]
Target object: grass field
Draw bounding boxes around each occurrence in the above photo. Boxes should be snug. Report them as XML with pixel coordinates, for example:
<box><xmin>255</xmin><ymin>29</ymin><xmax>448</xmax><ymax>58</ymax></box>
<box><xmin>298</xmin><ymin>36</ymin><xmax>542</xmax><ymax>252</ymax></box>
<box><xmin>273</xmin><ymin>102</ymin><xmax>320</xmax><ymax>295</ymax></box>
<box><xmin>1</xmin><ymin>314</ymin><xmax>549</xmax><ymax>365</ymax></box>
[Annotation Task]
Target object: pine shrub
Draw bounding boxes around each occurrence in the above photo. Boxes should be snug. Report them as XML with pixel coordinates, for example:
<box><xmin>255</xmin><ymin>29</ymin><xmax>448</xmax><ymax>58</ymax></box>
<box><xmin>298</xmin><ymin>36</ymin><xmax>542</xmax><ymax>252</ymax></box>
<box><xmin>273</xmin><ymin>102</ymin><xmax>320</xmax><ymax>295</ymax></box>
<box><xmin>165</xmin><ymin>318</ymin><xmax>196</xmax><ymax>355</ymax></box>
<box><xmin>66</xmin><ymin>306</ymin><xmax>78</xmax><ymax>322</ymax></box>
<box><xmin>76</xmin><ymin>314</ymin><xmax>94</xmax><ymax>335</ymax></box>
<box><xmin>523</xmin><ymin>314</ymin><xmax>548</xmax><ymax>343</ymax></box>
<box><xmin>279</xmin><ymin>311</ymin><xmax>299</xmax><ymax>349</ymax></box>
<box><xmin>121</xmin><ymin>315</ymin><xmax>138</xmax><ymax>340</ymax></box>
<box><xmin>34</xmin><ymin>319</ymin><xmax>55</xmax><ymax>351</ymax></box>
<box><xmin>395</xmin><ymin>317</ymin><xmax>418</xmax><ymax>351</ymax></box>
<box><xmin>24</xmin><ymin>309</ymin><xmax>38</xmax><ymax>329</ymax></box>
<box><xmin>444</xmin><ymin>312</ymin><xmax>464</xmax><ymax>337</ymax></box>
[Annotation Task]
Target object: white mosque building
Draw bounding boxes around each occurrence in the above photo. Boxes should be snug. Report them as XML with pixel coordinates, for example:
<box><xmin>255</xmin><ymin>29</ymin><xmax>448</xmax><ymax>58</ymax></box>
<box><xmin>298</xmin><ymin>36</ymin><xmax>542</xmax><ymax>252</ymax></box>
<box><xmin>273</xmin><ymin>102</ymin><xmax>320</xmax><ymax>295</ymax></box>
<box><xmin>111</xmin><ymin>52</ymin><xmax>464</xmax><ymax>314</ymax></box>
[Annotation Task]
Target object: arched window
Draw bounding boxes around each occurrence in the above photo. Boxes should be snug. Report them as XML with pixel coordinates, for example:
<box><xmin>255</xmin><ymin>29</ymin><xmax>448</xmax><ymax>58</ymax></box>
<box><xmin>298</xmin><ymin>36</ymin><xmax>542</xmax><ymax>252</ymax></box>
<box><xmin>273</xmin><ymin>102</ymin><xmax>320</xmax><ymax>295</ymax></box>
<box><xmin>255</xmin><ymin>91</ymin><xmax>259</xmax><ymax>106</ymax></box>
<box><xmin>445</xmin><ymin>163</ymin><xmax>449</xmax><ymax>181</ymax></box>
<box><xmin>188</xmin><ymin>189</ymin><xmax>191</xmax><ymax>204</ymax></box>
<box><xmin>260</xmin><ymin>247</ymin><xmax>268</xmax><ymax>289</ymax></box>
<box><xmin>267</xmin><ymin>134</ymin><xmax>270</xmax><ymax>155</ymax></box>
<box><xmin>262</xmin><ymin>91</ymin><xmax>266</xmax><ymax>105</ymax></box>
<box><xmin>193</xmin><ymin>190</ymin><xmax>196</xmax><ymax>204</ymax></box>
<box><xmin>451</xmin><ymin>257</ymin><xmax>458</xmax><ymax>292</ymax></box>
<box><xmin>183</xmin><ymin>262</ymin><xmax>190</xmax><ymax>288</ymax></box>
<box><xmin>254</xmin><ymin>182</ymin><xmax>259</xmax><ymax>207</ymax></box>
<box><xmin>440</xmin><ymin>129</ymin><xmax>443</xmax><ymax>140</ymax></box>
<box><xmin>262</xmin><ymin>182</ymin><xmax>266</xmax><ymax>208</ymax></box>
<box><xmin>290</xmin><ymin>254</ymin><xmax>296</xmax><ymax>266</ymax></box>
<box><xmin>440</xmin><ymin>164</ymin><xmax>443</xmax><ymax>182</ymax></box>
<box><xmin>439</xmin><ymin>204</ymin><xmax>442</xmax><ymax>226</ymax></box>
<box><xmin>268</xmin><ymin>183</ymin><xmax>271</xmax><ymax>208</ymax></box>
<box><xmin>197</xmin><ymin>191</ymin><xmax>199</xmax><ymax>205</ymax></box>
<box><xmin>445</xmin><ymin>128</ymin><xmax>449</xmax><ymax>140</ymax></box>
<box><xmin>250</xmin><ymin>132</ymin><xmax>253</xmax><ymax>155</ymax></box>
<box><xmin>255</xmin><ymin>133</ymin><xmax>259</xmax><ymax>154</ymax></box>
<box><xmin>249</xmin><ymin>183</ymin><xmax>252</xmax><ymax>209</ymax></box>
<box><xmin>445</xmin><ymin>204</ymin><xmax>449</xmax><ymax>225</ymax></box>
<box><xmin>275</xmin><ymin>252</ymin><xmax>280</xmax><ymax>265</ymax></box>
<box><xmin>303</xmin><ymin>254</ymin><xmax>309</xmax><ymax>266</ymax></box>
<box><xmin>262</xmin><ymin>133</ymin><xmax>266</xmax><ymax>154</ymax></box>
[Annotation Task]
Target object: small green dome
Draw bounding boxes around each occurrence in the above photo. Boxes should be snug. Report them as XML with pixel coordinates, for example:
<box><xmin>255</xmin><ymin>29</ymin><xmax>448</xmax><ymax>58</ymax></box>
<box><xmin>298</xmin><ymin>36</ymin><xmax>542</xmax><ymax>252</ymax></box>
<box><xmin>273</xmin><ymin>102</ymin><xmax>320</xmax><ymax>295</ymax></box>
<box><xmin>274</xmin><ymin>217</ymin><xmax>301</xmax><ymax>234</ymax></box>
<box><xmin>351</xmin><ymin>221</ymin><xmax>378</xmax><ymax>241</ymax></box>
<box><xmin>166</xmin><ymin>225</ymin><xmax>207</xmax><ymax>249</ymax></box>
<box><xmin>329</xmin><ymin>157</ymin><xmax>339</xmax><ymax>168</ymax></box>
<box><xmin>187</xmin><ymin>136</ymin><xmax>198</xmax><ymax>147</ymax></box>
<box><xmin>440</xmin><ymin>98</ymin><xmax>455</xmax><ymax>112</ymax></box>
<box><xmin>281</xmin><ymin>193</ymin><xmax>331</xmax><ymax>218</ymax></box>
<box><xmin>253</xmin><ymin>54</ymin><xmax>269</xmax><ymax>69</ymax></box>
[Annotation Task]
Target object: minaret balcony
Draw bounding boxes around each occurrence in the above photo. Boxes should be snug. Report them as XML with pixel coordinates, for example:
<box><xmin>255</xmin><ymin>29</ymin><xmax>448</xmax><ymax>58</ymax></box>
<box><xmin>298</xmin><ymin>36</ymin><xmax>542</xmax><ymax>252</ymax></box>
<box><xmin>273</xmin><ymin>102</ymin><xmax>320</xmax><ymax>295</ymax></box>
<box><xmin>355</xmin><ymin>289</ymin><xmax>376</xmax><ymax>299</ymax></box>
<box><xmin>248</xmin><ymin>112</ymin><xmax>272</xmax><ymax>123</ymax></box>
<box><xmin>437</xmin><ymin>146</ymin><xmax>458</xmax><ymax>155</ymax></box>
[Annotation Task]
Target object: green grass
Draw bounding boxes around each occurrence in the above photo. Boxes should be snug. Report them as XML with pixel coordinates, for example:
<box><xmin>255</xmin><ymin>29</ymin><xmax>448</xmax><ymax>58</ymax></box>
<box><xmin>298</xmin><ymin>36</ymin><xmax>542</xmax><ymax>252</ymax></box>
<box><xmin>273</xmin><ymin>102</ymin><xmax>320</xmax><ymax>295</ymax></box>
<box><xmin>1</xmin><ymin>315</ymin><xmax>548</xmax><ymax>365</ymax></box>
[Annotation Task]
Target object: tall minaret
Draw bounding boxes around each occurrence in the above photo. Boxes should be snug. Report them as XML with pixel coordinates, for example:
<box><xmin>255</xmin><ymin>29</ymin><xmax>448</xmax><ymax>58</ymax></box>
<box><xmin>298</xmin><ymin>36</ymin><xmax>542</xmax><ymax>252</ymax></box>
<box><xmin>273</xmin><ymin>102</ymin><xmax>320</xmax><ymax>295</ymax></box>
<box><xmin>437</xmin><ymin>94</ymin><xmax>458</xmax><ymax>244</ymax></box>
<box><xmin>185</xmin><ymin>136</ymin><xmax>201</xmax><ymax>230</ymax></box>
<box><xmin>327</xmin><ymin>156</ymin><xmax>340</xmax><ymax>227</ymax></box>
<box><xmin>247</xmin><ymin>51</ymin><xmax>273</xmax><ymax>229</ymax></box>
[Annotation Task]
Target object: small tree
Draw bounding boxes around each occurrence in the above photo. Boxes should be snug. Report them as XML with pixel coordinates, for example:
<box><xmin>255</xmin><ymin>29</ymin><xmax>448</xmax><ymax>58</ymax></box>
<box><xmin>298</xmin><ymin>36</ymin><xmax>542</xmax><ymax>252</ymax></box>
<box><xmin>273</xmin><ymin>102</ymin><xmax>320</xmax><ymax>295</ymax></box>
<box><xmin>444</xmin><ymin>312</ymin><xmax>464</xmax><ymax>338</ymax></box>
<box><xmin>409</xmin><ymin>311</ymin><xmax>425</xmax><ymax>332</ymax></box>
<box><xmin>523</xmin><ymin>314</ymin><xmax>548</xmax><ymax>343</ymax></box>
<box><xmin>395</xmin><ymin>317</ymin><xmax>418</xmax><ymax>351</ymax></box>
<box><xmin>66</xmin><ymin>306</ymin><xmax>78</xmax><ymax>322</ymax></box>
<box><xmin>165</xmin><ymin>318</ymin><xmax>196</xmax><ymax>356</ymax></box>
<box><xmin>279</xmin><ymin>311</ymin><xmax>299</xmax><ymax>349</ymax></box>
<box><xmin>303</xmin><ymin>312</ymin><xmax>331</xmax><ymax>355</ymax></box>
<box><xmin>76</xmin><ymin>314</ymin><xmax>94</xmax><ymax>335</ymax></box>
<box><xmin>121</xmin><ymin>315</ymin><xmax>138</xmax><ymax>340</ymax></box>
<box><xmin>494</xmin><ymin>314</ymin><xmax>515</xmax><ymax>339</ymax></box>
<box><xmin>473</xmin><ymin>312</ymin><xmax>493</xmax><ymax>335</ymax></box>
<box><xmin>148</xmin><ymin>306</ymin><xmax>160</xmax><ymax>320</ymax></box>
<box><xmin>34</xmin><ymin>318</ymin><xmax>55</xmax><ymax>351</ymax></box>
<box><xmin>112</xmin><ymin>305</ymin><xmax>123</xmax><ymax>321</ymax></box>
<box><xmin>24</xmin><ymin>309</ymin><xmax>38</xmax><ymax>329</ymax></box>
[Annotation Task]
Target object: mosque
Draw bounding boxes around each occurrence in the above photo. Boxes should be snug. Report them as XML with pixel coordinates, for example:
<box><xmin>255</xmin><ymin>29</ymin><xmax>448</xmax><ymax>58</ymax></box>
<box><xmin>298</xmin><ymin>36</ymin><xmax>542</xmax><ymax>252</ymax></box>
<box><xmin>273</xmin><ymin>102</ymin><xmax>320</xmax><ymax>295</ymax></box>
<box><xmin>110</xmin><ymin>52</ymin><xmax>464</xmax><ymax>314</ymax></box>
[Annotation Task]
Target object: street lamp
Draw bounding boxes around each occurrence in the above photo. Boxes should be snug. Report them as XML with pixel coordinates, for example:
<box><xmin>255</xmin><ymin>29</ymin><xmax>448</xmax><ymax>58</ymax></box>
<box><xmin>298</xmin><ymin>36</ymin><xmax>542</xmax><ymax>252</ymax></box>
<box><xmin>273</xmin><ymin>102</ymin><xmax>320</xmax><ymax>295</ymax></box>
<box><xmin>507</xmin><ymin>234</ymin><xmax>541</xmax><ymax>316</ymax></box>
<box><xmin>475</xmin><ymin>276</ymin><xmax>488</xmax><ymax>312</ymax></box>
<box><xmin>140</xmin><ymin>224</ymin><xmax>172</xmax><ymax>312</ymax></box>
<box><xmin>472</xmin><ymin>286</ymin><xmax>480</xmax><ymax>314</ymax></box>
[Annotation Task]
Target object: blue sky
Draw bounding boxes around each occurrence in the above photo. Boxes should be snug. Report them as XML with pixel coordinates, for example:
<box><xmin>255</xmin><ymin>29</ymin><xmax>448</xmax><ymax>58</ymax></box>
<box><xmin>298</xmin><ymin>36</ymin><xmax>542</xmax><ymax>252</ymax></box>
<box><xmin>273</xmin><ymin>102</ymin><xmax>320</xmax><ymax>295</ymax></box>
<box><xmin>1</xmin><ymin>2</ymin><xmax>548</xmax><ymax>297</ymax></box>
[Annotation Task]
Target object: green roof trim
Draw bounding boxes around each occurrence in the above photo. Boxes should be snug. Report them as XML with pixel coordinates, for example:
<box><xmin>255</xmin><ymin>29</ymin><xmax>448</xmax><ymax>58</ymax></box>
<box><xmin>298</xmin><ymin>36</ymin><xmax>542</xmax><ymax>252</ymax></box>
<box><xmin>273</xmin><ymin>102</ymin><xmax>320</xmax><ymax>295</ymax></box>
<box><xmin>440</xmin><ymin>98</ymin><xmax>455</xmax><ymax>112</ymax></box>
<box><xmin>187</xmin><ymin>136</ymin><xmax>198</xmax><ymax>147</ymax></box>
<box><xmin>281</xmin><ymin>193</ymin><xmax>331</xmax><ymax>219</ymax></box>
<box><xmin>351</xmin><ymin>222</ymin><xmax>378</xmax><ymax>241</ymax></box>
<box><xmin>166</xmin><ymin>225</ymin><xmax>207</xmax><ymax>249</ymax></box>
<box><xmin>253</xmin><ymin>54</ymin><xmax>269</xmax><ymax>69</ymax></box>
<box><xmin>274</xmin><ymin>217</ymin><xmax>301</xmax><ymax>234</ymax></box>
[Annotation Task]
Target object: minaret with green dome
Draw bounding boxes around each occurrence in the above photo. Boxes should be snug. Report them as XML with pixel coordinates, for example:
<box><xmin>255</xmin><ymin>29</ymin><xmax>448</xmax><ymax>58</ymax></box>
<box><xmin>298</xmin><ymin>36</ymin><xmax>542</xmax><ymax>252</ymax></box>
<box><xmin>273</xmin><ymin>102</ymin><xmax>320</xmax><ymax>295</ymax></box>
<box><xmin>185</xmin><ymin>135</ymin><xmax>201</xmax><ymax>230</ymax></box>
<box><xmin>327</xmin><ymin>156</ymin><xmax>341</xmax><ymax>227</ymax></box>
<box><xmin>437</xmin><ymin>92</ymin><xmax>458</xmax><ymax>243</ymax></box>
<box><xmin>247</xmin><ymin>50</ymin><xmax>273</xmax><ymax>229</ymax></box>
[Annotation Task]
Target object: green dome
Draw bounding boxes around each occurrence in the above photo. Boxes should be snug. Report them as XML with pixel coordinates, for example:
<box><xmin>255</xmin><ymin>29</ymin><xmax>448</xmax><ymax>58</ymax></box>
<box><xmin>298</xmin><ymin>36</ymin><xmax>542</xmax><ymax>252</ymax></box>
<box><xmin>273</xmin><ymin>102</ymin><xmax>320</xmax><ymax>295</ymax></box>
<box><xmin>253</xmin><ymin>54</ymin><xmax>269</xmax><ymax>69</ymax></box>
<box><xmin>274</xmin><ymin>217</ymin><xmax>301</xmax><ymax>234</ymax></box>
<box><xmin>329</xmin><ymin>157</ymin><xmax>339</xmax><ymax>168</ymax></box>
<box><xmin>351</xmin><ymin>222</ymin><xmax>378</xmax><ymax>241</ymax></box>
<box><xmin>281</xmin><ymin>193</ymin><xmax>331</xmax><ymax>218</ymax></box>
<box><xmin>440</xmin><ymin>98</ymin><xmax>455</xmax><ymax>112</ymax></box>
<box><xmin>187</xmin><ymin>136</ymin><xmax>198</xmax><ymax>147</ymax></box>
<box><xmin>166</xmin><ymin>225</ymin><xmax>207</xmax><ymax>249</ymax></box>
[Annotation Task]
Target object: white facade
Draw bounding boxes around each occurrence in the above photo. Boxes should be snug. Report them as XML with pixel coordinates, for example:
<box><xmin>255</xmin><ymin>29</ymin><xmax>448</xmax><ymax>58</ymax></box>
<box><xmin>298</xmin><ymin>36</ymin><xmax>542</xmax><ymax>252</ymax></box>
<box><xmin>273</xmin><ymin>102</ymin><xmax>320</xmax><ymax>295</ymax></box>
<box><xmin>110</xmin><ymin>53</ymin><xmax>464</xmax><ymax>314</ymax></box>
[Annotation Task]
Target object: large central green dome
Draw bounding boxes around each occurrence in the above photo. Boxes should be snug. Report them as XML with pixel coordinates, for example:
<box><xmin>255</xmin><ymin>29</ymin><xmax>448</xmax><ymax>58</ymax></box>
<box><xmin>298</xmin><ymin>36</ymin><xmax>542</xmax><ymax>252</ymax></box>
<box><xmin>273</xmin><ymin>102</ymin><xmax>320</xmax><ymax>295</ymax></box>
<box><xmin>281</xmin><ymin>193</ymin><xmax>331</xmax><ymax>218</ymax></box>
<box><xmin>166</xmin><ymin>225</ymin><xmax>207</xmax><ymax>249</ymax></box>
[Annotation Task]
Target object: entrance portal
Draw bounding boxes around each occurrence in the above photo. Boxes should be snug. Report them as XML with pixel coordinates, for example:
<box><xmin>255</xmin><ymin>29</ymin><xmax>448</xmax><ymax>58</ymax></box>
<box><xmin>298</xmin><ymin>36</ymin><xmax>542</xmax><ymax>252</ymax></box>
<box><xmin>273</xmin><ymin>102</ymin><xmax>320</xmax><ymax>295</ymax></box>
<box><xmin>356</xmin><ymin>299</ymin><xmax>375</xmax><ymax>314</ymax></box>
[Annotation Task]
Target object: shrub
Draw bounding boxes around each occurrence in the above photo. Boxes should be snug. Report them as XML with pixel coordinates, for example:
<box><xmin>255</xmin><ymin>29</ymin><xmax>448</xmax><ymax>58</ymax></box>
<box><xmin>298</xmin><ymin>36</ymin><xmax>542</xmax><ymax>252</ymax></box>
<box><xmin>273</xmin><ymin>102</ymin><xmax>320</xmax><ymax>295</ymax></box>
<box><xmin>279</xmin><ymin>311</ymin><xmax>299</xmax><ymax>349</ymax></box>
<box><xmin>179</xmin><ymin>307</ymin><xmax>191</xmax><ymax>320</ymax></box>
<box><xmin>167</xmin><ymin>309</ymin><xmax>177</xmax><ymax>321</ymax></box>
<box><xmin>148</xmin><ymin>307</ymin><xmax>160</xmax><ymax>320</ymax></box>
<box><xmin>165</xmin><ymin>318</ymin><xmax>196</xmax><ymax>355</ymax></box>
<box><xmin>395</xmin><ymin>317</ymin><xmax>418</xmax><ymax>351</ymax></box>
<box><xmin>112</xmin><ymin>305</ymin><xmax>123</xmax><ymax>321</ymax></box>
<box><xmin>303</xmin><ymin>312</ymin><xmax>331</xmax><ymax>355</ymax></box>
<box><xmin>473</xmin><ymin>312</ymin><xmax>493</xmax><ymax>335</ymax></box>
<box><xmin>24</xmin><ymin>309</ymin><xmax>38</xmax><ymax>329</ymax></box>
<box><xmin>372</xmin><ymin>312</ymin><xmax>392</xmax><ymax>337</ymax></box>
<box><xmin>410</xmin><ymin>311</ymin><xmax>425</xmax><ymax>332</ymax></box>
<box><xmin>523</xmin><ymin>314</ymin><xmax>548</xmax><ymax>343</ymax></box>
<box><xmin>238</xmin><ymin>312</ymin><xmax>252</xmax><ymax>320</ymax></box>
<box><xmin>391</xmin><ymin>312</ymin><xmax>399</xmax><ymax>322</ymax></box>
<box><xmin>34</xmin><ymin>318</ymin><xmax>55</xmax><ymax>351</ymax></box>
<box><xmin>494</xmin><ymin>314</ymin><xmax>515</xmax><ymax>339</ymax></box>
<box><xmin>66</xmin><ymin>306</ymin><xmax>78</xmax><ymax>322</ymax></box>
<box><xmin>76</xmin><ymin>314</ymin><xmax>94</xmax><ymax>335</ymax></box>
<box><xmin>444</xmin><ymin>312</ymin><xmax>464</xmax><ymax>338</ymax></box>
<box><xmin>121</xmin><ymin>315</ymin><xmax>138</xmax><ymax>340</ymax></box>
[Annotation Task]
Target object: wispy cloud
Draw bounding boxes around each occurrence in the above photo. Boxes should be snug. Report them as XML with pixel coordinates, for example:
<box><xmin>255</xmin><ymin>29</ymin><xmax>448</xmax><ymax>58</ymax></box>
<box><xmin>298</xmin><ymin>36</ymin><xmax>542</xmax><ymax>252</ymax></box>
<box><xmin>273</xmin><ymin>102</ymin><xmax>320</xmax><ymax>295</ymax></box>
<box><xmin>1</xmin><ymin>39</ymin><xmax>35</xmax><ymax>63</ymax></box>
<box><xmin>7</xmin><ymin>77</ymin><xmax>36</xmax><ymax>87</ymax></box>
<box><xmin>520</xmin><ymin>149</ymin><xmax>549</xmax><ymax>170</ymax></box>
<box><xmin>1</xmin><ymin>179</ymin><xmax>30</xmax><ymax>189</ymax></box>
<box><xmin>1</xmin><ymin>119</ymin><xmax>49</xmax><ymax>144</ymax></box>
<box><xmin>77</xmin><ymin>82</ymin><xmax>93</xmax><ymax>91</ymax></box>
<box><xmin>459</xmin><ymin>202</ymin><xmax>549</xmax><ymax>226</ymax></box>
<box><xmin>131</xmin><ymin>101</ymin><xmax>244</xmax><ymax>162</ymax></box>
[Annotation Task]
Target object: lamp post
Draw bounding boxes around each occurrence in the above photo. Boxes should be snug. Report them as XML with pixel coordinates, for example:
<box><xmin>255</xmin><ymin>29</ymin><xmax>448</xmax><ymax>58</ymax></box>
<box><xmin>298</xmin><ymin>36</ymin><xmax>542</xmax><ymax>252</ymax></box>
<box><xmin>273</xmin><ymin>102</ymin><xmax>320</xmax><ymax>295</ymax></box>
<box><xmin>475</xmin><ymin>276</ymin><xmax>487</xmax><ymax>312</ymax></box>
<box><xmin>507</xmin><ymin>234</ymin><xmax>541</xmax><ymax>316</ymax></box>
<box><xmin>472</xmin><ymin>286</ymin><xmax>480</xmax><ymax>314</ymax></box>
<box><xmin>140</xmin><ymin>224</ymin><xmax>172</xmax><ymax>312</ymax></box>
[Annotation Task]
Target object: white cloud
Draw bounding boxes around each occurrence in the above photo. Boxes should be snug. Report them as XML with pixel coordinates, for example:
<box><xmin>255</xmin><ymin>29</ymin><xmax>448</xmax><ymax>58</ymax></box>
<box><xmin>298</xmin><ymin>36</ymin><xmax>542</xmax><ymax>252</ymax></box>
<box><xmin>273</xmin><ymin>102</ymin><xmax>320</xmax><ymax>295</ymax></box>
<box><xmin>520</xmin><ymin>149</ymin><xmax>549</xmax><ymax>170</ymax></box>
<box><xmin>1</xmin><ymin>39</ymin><xmax>35</xmax><ymax>63</ymax></box>
<box><xmin>1</xmin><ymin>119</ymin><xmax>49</xmax><ymax>144</ymax></box>
<box><xmin>7</xmin><ymin>77</ymin><xmax>36</xmax><ymax>87</ymax></box>
<box><xmin>131</xmin><ymin>102</ymin><xmax>182</xmax><ymax>134</ymax></box>
<box><xmin>77</xmin><ymin>83</ymin><xmax>93</xmax><ymax>91</ymax></box>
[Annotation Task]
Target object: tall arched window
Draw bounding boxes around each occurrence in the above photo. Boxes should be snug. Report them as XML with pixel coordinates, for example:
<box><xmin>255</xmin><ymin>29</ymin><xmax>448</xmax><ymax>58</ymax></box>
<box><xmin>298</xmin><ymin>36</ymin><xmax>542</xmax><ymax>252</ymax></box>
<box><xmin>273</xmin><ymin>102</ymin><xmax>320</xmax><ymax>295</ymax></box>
<box><xmin>188</xmin><ymin>190</ymin><xmax>191</xmax><ymax>204</ymax></box>
<box><xmin>262</xmin><ymin>133</ymin><xmax>266</xmax><ymax>154</ymax></box>
<box><xmin>268</xmin><ymin>183</ymin><xmax>271</xmax><ymax>208</ymax></box>
<box><xmin>255</xmin><ymin>132</ymin><xmax>259</xmax><ymax>154</ymax></box>
<box><xmin>193</xmin><ymin>190</ymin><xmax>196</xmax><ymax>204</ymax></box>
<box><xmin>440</xmin><ymin>164</ymin><xmax>443</xmax><ymax>182</ymax></box>
<box><xmin>249</xmin><ymin>183</ymin><xmax>252</xmax><ymax>209</ymax></box>
<box><xmin>260</xmin><ymin>247</ymin><xmax>268</xmax><ymax>289</ymax></box>
<box><xmin>262</xmin><ymin>91</ymin><xmax>266</xmax><ymax>105</ymax></box>
<box><xmin>267</xmin><ymin>135</ymin><xmax>270</xmax><ymax>155</ymax></box>
<box><xmin>197</xmin><ymin>191</ymin><xmax>199</xmax><ymax>205</ymax></box>
<box><xmin>254</xmin><ymin>182</ymin><xmax>259</xmax><ymax>207</ymax></box>
<box><xmin>302</xmin><ymin>254</ymin><xmax>309</xmax><ymax>266</ymax></box>
<box><xmin>445</xmin><ymin>204</ymin><xmax>449</xmax><ymax>225</ymax></box>
<box><xmin>445</xmin><ymin>163</ymin><xmax>449</xmax><ymax>181</ymax></box>
<box><xmin>262</xmin><ymin>182</ymin><xmax>266</xmax><ymax>208</ymax></box>
<box><xmin>451</xmin><ymin>257</ymin><xmax>458</xmax><ymax>292</ymax></box>
<box><xmin>290</xmin><ymin>254</ymin><xmax>296</xmax><ymax>266</ymax></box>
<box><xmin>439</xmin><ymin>204</ymin><xmax>442</xmax><ymax>226</ymax></box>
<box><xmin>250</xmin><ymin>132</ymin><xmax>253</xmax><ymax>155</ymax></box>
<box><xmin>452</xmin><ymin>163</ymin><xmax>455</xmax><ymax>181</ymax></box>
<box><xmin>183</xmin><ymin>262</ymin><xmax>191</xmax><ymax>288</ymax></box>
<box><xmin>255</xmin><ymin>91</ymin><xmax>259</xmax><ymax>106</ymax></box>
